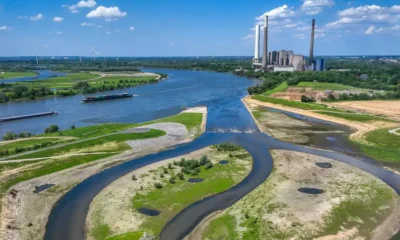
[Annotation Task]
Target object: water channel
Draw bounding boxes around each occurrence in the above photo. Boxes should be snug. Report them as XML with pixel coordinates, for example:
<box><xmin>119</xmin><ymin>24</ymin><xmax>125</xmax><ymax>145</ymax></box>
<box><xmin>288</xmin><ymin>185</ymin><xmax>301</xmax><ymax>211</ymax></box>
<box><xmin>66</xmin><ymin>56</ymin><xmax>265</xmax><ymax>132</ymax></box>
<box><xmin>2</xmin><ymin>68</ymin><xmax>398</xmax><ymax>240</ymax></box>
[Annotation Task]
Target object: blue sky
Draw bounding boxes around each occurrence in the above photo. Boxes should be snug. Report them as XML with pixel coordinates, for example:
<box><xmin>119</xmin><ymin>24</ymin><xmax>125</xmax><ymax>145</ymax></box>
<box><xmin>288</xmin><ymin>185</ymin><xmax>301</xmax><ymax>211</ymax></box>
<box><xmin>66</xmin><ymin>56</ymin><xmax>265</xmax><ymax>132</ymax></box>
<box><xmin>0</xmin><ymin>0</ymin><xmax>399</xmax><ymax>56</ymax></box>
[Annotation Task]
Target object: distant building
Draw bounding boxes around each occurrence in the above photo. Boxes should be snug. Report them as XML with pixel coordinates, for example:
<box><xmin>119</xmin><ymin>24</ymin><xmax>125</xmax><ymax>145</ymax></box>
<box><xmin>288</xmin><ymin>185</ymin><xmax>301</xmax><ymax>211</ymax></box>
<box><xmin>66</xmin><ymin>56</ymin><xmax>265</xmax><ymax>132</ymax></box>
<box><xmin>274</xmin><ymin>66</ymin><xmax>294</xmax><ymax>72</ymax></box>
<box><xmin>291</xmin><ymin>55</ymin><xmax>305</xmax><ymax>71</ymax></box>
<box><xmin>315</xmin><ymin>59</ymin><xmax>326</xmax><ymax>71</ymax></box>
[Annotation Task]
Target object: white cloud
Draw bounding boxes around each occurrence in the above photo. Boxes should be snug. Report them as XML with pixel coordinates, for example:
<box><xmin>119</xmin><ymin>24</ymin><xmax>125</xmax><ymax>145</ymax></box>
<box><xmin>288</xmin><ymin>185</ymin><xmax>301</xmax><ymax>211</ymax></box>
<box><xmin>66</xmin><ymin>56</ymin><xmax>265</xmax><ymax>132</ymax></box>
<box><xmin>0</xmin><ymin>26</ymin><xmax>10</xmax><ymax>31</ymax></box>
<box><xmin>301</xmin><ymin>0</ymin><xmax>334</xmax><ymax>15</ymax></box>
<box><xmin>87</xmin><ymin>6</ymin><xmax>127</xmax><ymax>20</ymax></box>
<box><xmin>30</xmin><ymin>14</ymin><xmax>43</xmax><ymax>21</ymax></box>
<box><xmin>293</xmin><ymin>33</ymin><xmax>306</xmax><ymax>39</ymax></box>
<box><xmin>81</xmin><ymin>22</ymin><xmax>96</xmax><ymax>27</ymax></box>
<box><xmin>242</xmin><ymin>34</ymin><xmax>254</xmax><ymax>40</ymax></box>
<box><xmin>364</xmin><ymin>25</ymin><xmax>375</xmax><ymax>34</ymax></box>
<box><xmin>63</xmin><ymin>0</ymin><xmax>97</xmax><ymax>13</ymax></box>
<box><xmin>327</xmin><ymin>4</ymin><xmax>400</xmax><ymax>28</ymax></box>
<box><xmin>56</xmin><ymin>31</ymin><xmax>63</xmax><ymax>35</ymax></box>
<box><xmin>256</xmin><ymin>5</ymin><xmax>295</xmax><ymax>21</ymax></box>
<box><xmin>129</xmin><ymin>26</ymin><xmax>135</xmax><ymax>31</ymax></box>
<box><xmin>315</xmin><ymin>33</ymin><xmax>327</xmax><ymax>38</ymax></box>
<box><xmin>53</xmin><ymin>17</ymin><xmax>63</xmax><ymax>22</ymax></box>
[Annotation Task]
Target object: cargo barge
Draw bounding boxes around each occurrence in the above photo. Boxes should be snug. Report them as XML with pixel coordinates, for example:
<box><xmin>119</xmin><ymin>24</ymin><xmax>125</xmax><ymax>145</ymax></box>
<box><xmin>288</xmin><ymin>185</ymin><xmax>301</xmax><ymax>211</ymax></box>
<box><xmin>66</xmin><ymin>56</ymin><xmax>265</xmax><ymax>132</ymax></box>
<box><xmin>81</xmin><ymin>93</ymin><xmax>133</xmax><ymax>103</ymax></box>
<box><xmin>0</xmin><ymin>111</ymin><xmax>58</xmax><ymax>122</ymax></box>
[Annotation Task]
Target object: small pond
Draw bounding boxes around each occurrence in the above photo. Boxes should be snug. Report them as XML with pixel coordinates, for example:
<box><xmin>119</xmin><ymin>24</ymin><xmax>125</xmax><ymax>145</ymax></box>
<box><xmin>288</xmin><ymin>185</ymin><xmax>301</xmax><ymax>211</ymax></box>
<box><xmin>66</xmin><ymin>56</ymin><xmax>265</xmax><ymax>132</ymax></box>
<box><xmin>33</xmin><ymin>184</ymin><xmax>55</xmax><ymax>194</ymax></box>
<box><xmin>219</xmin><ymin>160</ymin><xmax>229</xmax><ymax>165</ymax></box>
<box><xmin>315</xmin><ymin>162</ymin><xmax>333</xmax><ymax>168</ymax></box>
<box><xmin>137</xmin><ymin>208</ymin><xmax>160</xmax><ymax>216</ymax></box>
<box><xmin>298</xmin><ymin>188</ymin><xmax>325</xmax><ymax>195</ymax></box>
<box><xmin>188</xmin><ymin>178</ymin><xmax>204</xmax><ymax>183</ymax></box>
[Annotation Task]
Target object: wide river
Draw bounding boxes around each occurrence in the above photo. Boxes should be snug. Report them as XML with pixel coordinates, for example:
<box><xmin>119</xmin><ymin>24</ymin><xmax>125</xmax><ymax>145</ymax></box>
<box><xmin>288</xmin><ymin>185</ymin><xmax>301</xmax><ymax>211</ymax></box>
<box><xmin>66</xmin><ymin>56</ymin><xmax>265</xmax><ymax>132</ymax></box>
<box><xmin>3</xmin><ymin>69</ymin><xmax>398</xmax><ymax>239</ymax></box>
<box><xmin>0</xmin><ymin>68</ymin><xmax>259</xmax><ymax>136</ymax></box>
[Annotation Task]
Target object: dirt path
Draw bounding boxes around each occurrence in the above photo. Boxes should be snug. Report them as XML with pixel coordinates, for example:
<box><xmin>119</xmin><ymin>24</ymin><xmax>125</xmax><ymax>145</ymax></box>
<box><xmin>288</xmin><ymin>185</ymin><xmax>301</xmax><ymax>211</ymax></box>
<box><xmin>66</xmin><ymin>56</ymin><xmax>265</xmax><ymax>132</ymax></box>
<box><xmin>243</xmin><ymin>96</ymin><xmax>398</xmax><ymax>142</ymax></box>
<box><xmin>389</xmin><ymin>128</ymin><xmax>400</xmax><ymax>136</ymax></box>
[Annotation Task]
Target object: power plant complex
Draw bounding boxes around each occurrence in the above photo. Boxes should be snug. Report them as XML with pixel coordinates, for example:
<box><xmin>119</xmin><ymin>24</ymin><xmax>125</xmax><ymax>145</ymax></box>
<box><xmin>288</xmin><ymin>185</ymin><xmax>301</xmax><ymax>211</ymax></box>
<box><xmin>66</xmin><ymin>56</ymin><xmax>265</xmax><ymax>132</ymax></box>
<box><xmin>252</xmin><ymin>16</ymin><xmax>325</xmax><ymax>72</ymax></box>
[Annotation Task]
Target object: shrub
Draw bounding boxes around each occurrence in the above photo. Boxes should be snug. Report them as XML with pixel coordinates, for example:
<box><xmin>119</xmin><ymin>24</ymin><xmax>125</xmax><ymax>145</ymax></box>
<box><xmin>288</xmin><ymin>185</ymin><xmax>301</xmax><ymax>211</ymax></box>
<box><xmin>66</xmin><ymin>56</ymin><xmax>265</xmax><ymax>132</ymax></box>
<box><xmin>301</xmin><ymin>95</ymin><xmax>316</xmax><ymax>103</ymax></box>
<box><xmin>160</xmin><ymin>173</ymin><xmax>164</xmax><ymax>178</ymax></box>
<box><xmin>177</xmin><ymin>173</ymin><xmax>184</xmax><ymax>180</ymax></box>
<box><xmin>163</xmin><ymin>168</ymin><xmax>168</xmax><ymax>174</ymax></box>
<box><xmin>169</xmin><ymin>176</ymin><xmax>176</xmax><ymax>184</ymax></box>
<box><xmin>168</xmin><ymin>163</ymin><xmax>173</xmax><ymax>169</ymax></box>
<box><xmin>132</xmin><ymin>175</ymin><xmax>137</xmax><ymax>181</ymax></box>
<box><xmin>179</xmin><ymin>158</ymin><xmax>186</xmax><ymax>167</ymax></box>
<box><xmin>205</xmin><ymin>162</ymin><xmax>214</xmax><ymax>169</ymax></box>
<box><xmin>154</xmin><ymin>183</ymin><xmax>163</xmax><ymax>189</ymax></box>
<box><xmin>2</xmin><ymin>132</ymin><xmax>17</xmax><ymax>141</ymax></box>
<box><xmin>71</xmin><ymin>125</ymin><xmax>76</xmax><ymax>130</ymax></box>
<box><xmin>44</xmin><ymin>124</ymin><xmax>59</xmax><ymax>133</ymax></box>
<box><xmin>200</xmin><ymin>155</ymin><xmax>209</xmax><ymax>165</ymax></box>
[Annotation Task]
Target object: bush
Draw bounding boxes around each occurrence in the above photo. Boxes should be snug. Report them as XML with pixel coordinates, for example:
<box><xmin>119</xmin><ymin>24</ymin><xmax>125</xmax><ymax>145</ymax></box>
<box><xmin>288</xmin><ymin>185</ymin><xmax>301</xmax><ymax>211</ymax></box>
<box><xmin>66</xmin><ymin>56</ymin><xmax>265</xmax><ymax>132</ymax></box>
<box><xmin>177</xmin><ymin>172</ymin><xmax>184</xmax><ymax>180</ymax></box>
<box><xmin>163</xmin><ymin>168</ymin><xmax>168</xmax><ymax>174</ymax></box>
<box><xmin>205</xmin><ymin>162</ymin><xmax>214</xmax><ymax>169</ymax></box>
<box><xmin>199</xmin><ymin>155</ymin><xmax>209</xmax><ymax>165</ymax></box>
<box><xmin>71</xmin><ymin>125</ymin><xmax>76</xmax><ymax>130</ymax></box>
<box><xmin>17</xmin><ymin>132</ymin><xmax>31</xmax><ymax>138</ymax></box>
<box><xmin>132</xmin><ymin>175</ymin><xmax>137</xmax><ymax>181</ymax></box>
<box><xmin>301</xmin><ymin>95</ymin><xmax>316</xmax><ymax>103</ymax></box>
<box><xmin>160</xmin><ymin>173</ymin><xmax>164</xmax><ymax>178</ymax></box>
<box><xmin>154</xmin><ymin>183</ymin><xmax>163</xmax><ymax>189</ymax></box>
<box><xmin>44</xmin><ymin>124</ymin><xmax>59</xmax><ymax>133</ymax></box>
<box><xmin>179</xmin><ymin>158</ymin><xmax>186</xmax><ymax>167</ymax></box>
<box><xmin>168</xmin><ymin>163</ymin><xmax>173</xmax><ymax>169</ymax></box>
<box><xmin>169</xmin><ymin>176</ymin><xmax>176</xmax><ymax>184</ymax></box>
<box><xmin>2</xmin><ymin>132</ymin><xmax>17</xmax><ymax>141</ymax></box>
<box><xmin>72</xmin><ymin>81</ymin><xmax>90</xmax><ymax>90</ymax></box>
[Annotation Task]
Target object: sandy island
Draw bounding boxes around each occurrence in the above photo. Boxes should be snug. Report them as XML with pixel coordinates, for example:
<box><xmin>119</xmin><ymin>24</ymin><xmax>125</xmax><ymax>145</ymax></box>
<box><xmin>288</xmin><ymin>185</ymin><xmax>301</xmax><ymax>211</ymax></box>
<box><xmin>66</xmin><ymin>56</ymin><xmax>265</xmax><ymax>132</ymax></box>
<box><xmin>0</xmin><ymin>106</ymin><xmax>207</xmax><ymax>240</ymax></box>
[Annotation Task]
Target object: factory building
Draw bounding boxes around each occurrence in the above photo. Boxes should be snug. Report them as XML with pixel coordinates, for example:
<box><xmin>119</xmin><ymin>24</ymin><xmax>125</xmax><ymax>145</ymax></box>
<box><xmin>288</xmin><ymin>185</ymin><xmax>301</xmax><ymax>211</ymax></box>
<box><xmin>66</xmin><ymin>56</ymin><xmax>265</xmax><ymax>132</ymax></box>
<box><xmin>291</xmin><ymin>55</ymin><xmax>305</xmax><ymax>71</ymax></box>
<box><xmin>315</xmin><ymin>59</ymin><xmax>325</xmax><ymax>71</ymax></box>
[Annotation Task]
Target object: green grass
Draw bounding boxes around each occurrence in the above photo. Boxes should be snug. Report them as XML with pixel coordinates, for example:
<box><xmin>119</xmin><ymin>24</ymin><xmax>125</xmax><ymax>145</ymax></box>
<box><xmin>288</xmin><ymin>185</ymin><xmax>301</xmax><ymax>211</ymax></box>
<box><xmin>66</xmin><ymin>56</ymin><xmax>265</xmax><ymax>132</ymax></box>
<box><xmin>106</xmin><ymin>232</ymin><xmax>144</xmax><ymax>240</ymax></box>
<box><xmin>252</xmin><ymin>95</ymin><xmax>329</xmax><ymax>111</ymax></box>
<box><xmin>296</xmin><ymin>82</ymin><xmax>358</xmax><ymax>91</ymax></box>
<box><xmin>316</xmin><ymin>111</ymin><xmax>392</xmax><ymax>122</ymax></box>
<box><xmin>11</xmin><ymin>130</ymin><xmax>165</xmax><ymax>160</ymax></box>
<box><xmin>320</xmin><ymin>184</ymin><xmax>394</xmax><ymax>238</ymax></box>
<box><xmin>0</xmin><ymin>72</ymin><xmax>36</xmax><ymax>80</ymax></box>
<box><xmin>92</xmin><ymin>223</ymin><xmax>112</xmax><ymax>240</ymax></box>
<box><xmin>132</xmin><ymin>149</ymin><xmax>251</xmax><ymax>235</ymax></box>
<box><xmin>354</xmin><ymin>127</ymin><xmax>400</xmax><ymax>162</ymax></box>
<box><xmin>263</xmin><ymin>81</ymin><xmax>288</xmax><ymax>96</ymax></box>
<box><xmin>0</xmin><ymin>138</ymin><xmax>61</xmax><ymax>152</ymax></box>
<box><xmin>202</xmin><ymin>214</ymin><xmax>238</xmax><ymax>240</ymax></box>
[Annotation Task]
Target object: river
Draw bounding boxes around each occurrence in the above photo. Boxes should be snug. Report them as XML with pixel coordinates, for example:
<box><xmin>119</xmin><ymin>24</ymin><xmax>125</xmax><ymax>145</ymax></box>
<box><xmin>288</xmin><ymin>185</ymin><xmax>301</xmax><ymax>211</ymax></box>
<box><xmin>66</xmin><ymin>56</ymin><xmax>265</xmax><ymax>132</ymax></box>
<box><xmin>39</xmin><ymin>68</ymin><xmax>400</xmax><ymax>240</ymax></box>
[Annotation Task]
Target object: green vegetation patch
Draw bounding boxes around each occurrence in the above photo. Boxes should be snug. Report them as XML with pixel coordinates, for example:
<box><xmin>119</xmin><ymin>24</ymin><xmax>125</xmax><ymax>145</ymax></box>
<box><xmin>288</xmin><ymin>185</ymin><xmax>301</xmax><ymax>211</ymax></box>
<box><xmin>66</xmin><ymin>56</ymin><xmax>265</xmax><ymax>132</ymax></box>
<box><xmin>263</xmin><ymin>81</ymin><xmax>288</xmax><ymax>96</ymax></box>
<box><xmin>0</xmin><ymin>72</ymin><xmax>36</xmax><ymax>80</ymax></box>
<box><xmin>202</xmin><ymin>214</ymin><xmax>238</xmax><ymax>240</ymax></box>
<box><xmin>106</xmin><ymin>232</ymin><xmax>144</xmax><ymax>240</ymax></box>
<box><xmin>132</xmin><ymin>145</ymin><xmax>251</xmax><ymax>235</ymax></box>
<box><xmin>0</xmin><ymin>138</ymin><xmax>62</xmax><ymax>155</ymax></box>
<box><xmin>252</xmin><ymin>95</ymin><xmax>329</xmax><ymax>111</ymax></box>
<box><xmin>11</xmin><ymin>130</ymin><xmax>166</xmax><ymax>160</ymax></box>
<box><xmin>316</xmin><ymin>111</ymin><xmax>392</xmax><ymax>122</ymax></box>
<box><xmin>354</xmin><ymin>127</ymin><xmax>400</xmax><ymax>162</ymax></box>
<box><xmin>296</xmin><ymin>82</ymin><xmax>358</xmax><ymax>91</ymax></box>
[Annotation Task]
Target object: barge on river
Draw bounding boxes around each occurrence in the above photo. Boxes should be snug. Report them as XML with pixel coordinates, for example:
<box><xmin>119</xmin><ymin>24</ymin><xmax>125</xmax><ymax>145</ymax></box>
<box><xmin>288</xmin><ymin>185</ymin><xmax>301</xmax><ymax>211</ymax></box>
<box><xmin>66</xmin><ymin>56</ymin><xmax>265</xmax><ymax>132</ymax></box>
<box><xmin>0</xmin><ymin>111</ymin><xmax>58</xmax><ymax>122</ymax></box>
<box><xmin>81</xmin><ymin>93</ymin><xmax>133</xmax><ymax>103</ymax></box>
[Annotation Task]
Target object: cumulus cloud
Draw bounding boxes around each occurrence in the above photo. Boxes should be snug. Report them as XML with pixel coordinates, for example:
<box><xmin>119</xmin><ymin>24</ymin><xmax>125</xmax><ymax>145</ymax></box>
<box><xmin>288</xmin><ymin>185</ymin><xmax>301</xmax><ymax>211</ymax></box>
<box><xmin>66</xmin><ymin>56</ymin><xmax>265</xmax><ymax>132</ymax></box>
<box><xmin>242</xmin><ymin>34</ymin><xmax>254</xmax><ymax>40</ymax></box>
<box><xmin>256</xmin><ymin>5</ymin><xmax>295</xmax><ymax>22</ymax></box>
<box><xmin>53</xmin><ymin>17</ymin><xmax>63</xmax><ymax>22</ymax></box>
<box><xmin>364</xmin><ymin>25</ymin><xmax>375</xmax><ymax>34</ymax></box>
<box><xmin>301</xmin><ymin>0</ymin><xmax>335</xmax><ymax>15</ymax></box>
<box><xmin>0</xmin><ymin>26</ymin><xmax>10</xmax><ymax>31</ymax></box>
<box><xmin>63</xmin><ymin>0</ymin><xmax>97</xmax><ymax>13</ymax></box>
<box><xmin>327</xmin><ymin>4</ymin><xmax>400</xmax><ymax>28</ymax></box>
<box><xmin>30</xmin><ymin>14</ymin><xmax>43</xmax><ymax>21</ymax></box>
<box><xmin>87</xmin><ymin>6</ymin><xmax>127</xmax><ymax>20</ymax></box>
<box><xmin>129</xmin><ymin>26</ymin><xmax>135</xmax><ymax>31</ymax></box>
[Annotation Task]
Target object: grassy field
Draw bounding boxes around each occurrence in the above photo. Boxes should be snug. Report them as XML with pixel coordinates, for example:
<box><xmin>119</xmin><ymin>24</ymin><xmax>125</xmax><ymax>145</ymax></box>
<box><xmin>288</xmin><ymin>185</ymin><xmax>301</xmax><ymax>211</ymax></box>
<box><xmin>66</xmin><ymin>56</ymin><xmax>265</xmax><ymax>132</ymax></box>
<box><xmin>355</xmin><ymin>128</ymin><xmax>400</xmax><ymax>162</ymax></box>
<box><xmin>131</xmin><ymin>147</ymin><xmax>252</xmax><ymax>235</ymax></box>
<box><xmin>0</xmin><ymin>72</ymin><xmax>36</xmax><ymax>80</ymax></box>
<box><xmin>315</xmin><ymin>111</ymin><xmax>392</xmax><ymax>122</ymax></box>
<box><xmin>252</xmin><ymin>95</ymin><xmax>330</xmax><ymax>111</ymax></box>
<box><xmin>105</xmin><ymin>232</ymin><xmax>144</xmax><ymax>240</ymax></box>
<box><xmin>0</xmin><ymin>138</ymin><xmax>65</xmax><ymax>155</ymax></box>
<box><xmin>202</xmin><ymin>214</ymin><xmax>238</xmax><ymax>239</ymax></box>
<box><xmin>21</xmin><ymin>73</ymin><xmax>100</xmax><ymax>89</ymax></box>
<box><xmin>296</xmin><ymin>82</ymin><xmax>358</xmax><ymax>91</ymax></box>
<box><xmin>263</xmin><ymin>81</ymin><xmax>288</xmax><ymax>96</ymax></box>
<box><xmin>11</xmin><ymin>130</ymin><xmax>165</xmax><ymax>160</ymax></box>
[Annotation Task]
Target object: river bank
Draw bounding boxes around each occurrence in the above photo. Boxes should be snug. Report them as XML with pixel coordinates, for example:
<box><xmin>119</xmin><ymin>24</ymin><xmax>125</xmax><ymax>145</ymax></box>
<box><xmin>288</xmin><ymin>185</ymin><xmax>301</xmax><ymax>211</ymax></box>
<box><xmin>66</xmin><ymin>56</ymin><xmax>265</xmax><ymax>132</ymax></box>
<box><xmin>190</xmin><ymin>150</ymin><xmax>400</xmax><ymax>240</ymax></box>
<box><xmin>0</xmin><ymin>107</ymin><xmax>207</xmax><ymax>240</ymax></box>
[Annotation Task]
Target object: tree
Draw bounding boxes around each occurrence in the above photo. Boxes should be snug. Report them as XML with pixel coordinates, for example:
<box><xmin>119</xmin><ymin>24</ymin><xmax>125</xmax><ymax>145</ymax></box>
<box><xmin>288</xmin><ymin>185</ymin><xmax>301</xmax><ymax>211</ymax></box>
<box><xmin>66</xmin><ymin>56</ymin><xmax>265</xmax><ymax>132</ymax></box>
<box><xmin>44</xmin><ymin>124</ymin><xmax>59</xmax><ymax>133</ymax></box>
<box><xmin>71</xmin><ymin>125</ymin><xmax>76</xmax><ymax>130</ymax></box>
<box><xmin>132</xmin><ymin>175</ymin><xmax>137</xmax><ymax>181</ymax></box>
<box><xmin>154</xmin><ymin>183</ymin><xmax>163</xmax><ymax>189</ymax></box>
<box><xmin>2</xmin><ymin>132</ymin><xmax>16</xmax><ymax>141</ymax></box>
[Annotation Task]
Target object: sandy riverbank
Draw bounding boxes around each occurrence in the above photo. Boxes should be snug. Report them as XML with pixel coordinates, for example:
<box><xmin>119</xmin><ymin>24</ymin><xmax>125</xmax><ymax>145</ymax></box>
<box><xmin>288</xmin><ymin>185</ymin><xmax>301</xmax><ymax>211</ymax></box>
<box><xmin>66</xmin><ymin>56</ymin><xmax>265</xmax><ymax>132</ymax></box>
<box><xmin>0</xmin><ymin>107</ymin><xmax>207</xmax><ymax>240</ymax></box>
<box><xmin>188</xmin><ymin>150</ymin><xmax>400</xmax><ymax>240</ymax></box>
<box><xmin>243</xmin><ymin>96</ymin><xmax>398</xmax><ymax>142</ymax></box>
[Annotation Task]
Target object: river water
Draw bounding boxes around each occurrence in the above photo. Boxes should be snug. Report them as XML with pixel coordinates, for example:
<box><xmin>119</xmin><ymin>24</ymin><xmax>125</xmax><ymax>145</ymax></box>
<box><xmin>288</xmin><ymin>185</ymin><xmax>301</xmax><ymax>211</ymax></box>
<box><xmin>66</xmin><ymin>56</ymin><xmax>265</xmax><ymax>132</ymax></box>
<box><xmin>40</xmin><ymin>68</ymin><xmax>400</xmax><ymax>240</ymax></box>
<box><xmin>0</xmin><ymin>68</ymin><xmax>260</xmax><ymax>136</ymax></box>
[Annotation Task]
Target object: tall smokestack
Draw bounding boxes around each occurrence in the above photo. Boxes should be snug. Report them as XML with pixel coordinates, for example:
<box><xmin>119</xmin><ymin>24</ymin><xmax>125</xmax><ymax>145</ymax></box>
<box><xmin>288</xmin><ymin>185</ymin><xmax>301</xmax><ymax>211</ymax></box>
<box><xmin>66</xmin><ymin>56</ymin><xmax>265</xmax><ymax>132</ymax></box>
<box><xmin>254</xmin><ymin>25</ymin><xmax>260</xmax><ymax>61</ymax></box>
<box><xmin>262</xmin><ymin>15</ymin><xmax>268</xmax><ymax>68</ymax></box>
<box><xmin>308</xmin><ymin>19</ymin><xmax>315</xmax><ymax>66</ymax></box>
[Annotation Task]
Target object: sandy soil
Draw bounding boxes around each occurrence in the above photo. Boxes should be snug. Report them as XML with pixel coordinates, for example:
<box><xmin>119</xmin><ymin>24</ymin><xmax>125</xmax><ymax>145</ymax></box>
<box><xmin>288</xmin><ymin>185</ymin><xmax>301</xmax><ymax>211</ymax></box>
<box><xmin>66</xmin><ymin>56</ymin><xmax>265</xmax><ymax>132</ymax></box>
<box><xmin>94</xmin><ymin>72</ymin><xmax>162</xmax><ymax>80</ymax></box>
<box><xmin>0</xmin><ymin>108</ymin><xmax>207</xmax><ymax>240</ymax></box>
<box><xmin>188</xmin><ymin>150</ymin><xmax>400</xmax><ymax>240</ymax></box>
<box><xmin>86</xmin><ymin>147</ymin><xmax>213</xmax><ymax>240</ymax></box>
<box><xmin>327</xmin><ymin>100</ymin><xmax>400</xmax><ymax>121</ymax></box>
<box><xmin>243</xmin><ymin>96</ymin><xmax>398</xmax><ymax>142</ymax></box>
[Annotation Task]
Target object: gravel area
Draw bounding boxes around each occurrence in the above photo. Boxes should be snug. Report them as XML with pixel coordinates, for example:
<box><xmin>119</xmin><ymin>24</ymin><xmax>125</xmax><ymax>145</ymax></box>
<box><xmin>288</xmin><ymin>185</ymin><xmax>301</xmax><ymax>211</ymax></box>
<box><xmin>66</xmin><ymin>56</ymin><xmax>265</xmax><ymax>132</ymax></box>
<box><xmin>126</xmin><ymin>123</ymin><xmax>188</xmax><ymax>152</ymax></box>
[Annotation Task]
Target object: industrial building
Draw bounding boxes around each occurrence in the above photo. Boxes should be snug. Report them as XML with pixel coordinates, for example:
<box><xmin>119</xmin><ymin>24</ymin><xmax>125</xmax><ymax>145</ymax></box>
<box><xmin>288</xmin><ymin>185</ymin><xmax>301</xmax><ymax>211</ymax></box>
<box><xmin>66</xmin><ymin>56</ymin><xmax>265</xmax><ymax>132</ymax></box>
<box><xmin>252</xmin><ymin>17</ymin><xmax>324</xmax><ymax>72</ymax></box>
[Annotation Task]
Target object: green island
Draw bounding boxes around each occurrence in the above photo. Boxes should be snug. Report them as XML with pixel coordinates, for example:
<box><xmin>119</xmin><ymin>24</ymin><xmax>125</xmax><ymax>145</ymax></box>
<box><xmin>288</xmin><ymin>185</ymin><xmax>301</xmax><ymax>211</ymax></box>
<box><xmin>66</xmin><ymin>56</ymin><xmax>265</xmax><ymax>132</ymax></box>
<box><xmin>88</xmin><ymin>143</ymin><xmax>253</xmax><ymax>240</ymax></box>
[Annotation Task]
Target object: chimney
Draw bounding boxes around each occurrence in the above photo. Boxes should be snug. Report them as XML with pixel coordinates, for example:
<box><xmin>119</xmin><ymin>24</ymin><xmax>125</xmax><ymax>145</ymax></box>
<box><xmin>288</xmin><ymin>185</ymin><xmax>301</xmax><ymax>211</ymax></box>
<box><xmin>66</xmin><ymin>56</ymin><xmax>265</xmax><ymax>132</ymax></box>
<box><xmin>254</xmin><ymin>25</ymin><xmax>260</xmax><ymax>61</ymax></box>
<box><xmin>308</xmin><ymin>19</ymin><xmax>315</xmax><ymax>66</ymax></box>
<box><xmin>262</xmin><ymin>15</ymin><xmax>268</xmax><ymax>68</ymax></box>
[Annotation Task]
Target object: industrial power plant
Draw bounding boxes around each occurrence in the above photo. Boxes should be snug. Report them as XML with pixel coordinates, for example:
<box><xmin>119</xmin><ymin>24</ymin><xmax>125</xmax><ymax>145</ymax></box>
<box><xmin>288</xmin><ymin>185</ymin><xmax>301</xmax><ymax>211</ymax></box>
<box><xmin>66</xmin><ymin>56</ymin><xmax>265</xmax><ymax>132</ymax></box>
<box><xmin>252</xmin><ymin>16</ymin><xmax>325</xmax><ymax>72</ymax></box>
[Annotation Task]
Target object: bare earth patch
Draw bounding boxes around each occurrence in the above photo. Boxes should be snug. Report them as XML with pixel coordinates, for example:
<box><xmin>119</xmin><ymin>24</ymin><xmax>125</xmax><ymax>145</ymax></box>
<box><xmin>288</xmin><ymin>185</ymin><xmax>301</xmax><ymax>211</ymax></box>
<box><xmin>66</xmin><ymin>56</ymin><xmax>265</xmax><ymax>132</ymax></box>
<box><xmin>189</xmin><ymin>150</ymin><xmax>399</xmax><ymax>240</ymax></box>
